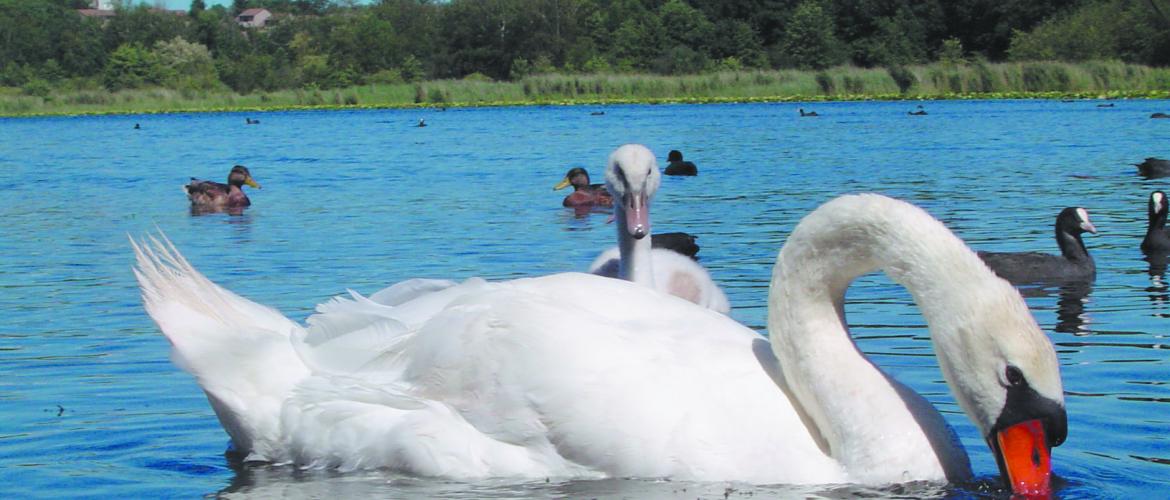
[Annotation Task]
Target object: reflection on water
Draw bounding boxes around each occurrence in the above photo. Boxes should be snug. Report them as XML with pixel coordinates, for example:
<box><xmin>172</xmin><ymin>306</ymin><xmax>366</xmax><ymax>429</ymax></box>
<box><xmin>1146</xmin><ymin>254</ymin><xmax>1170</xmax><ymax>316</ymax></box>
<box><xmin>189</xmin><ymin>205</ymin><xmax>248</xmax><ymax>217</ymax></box>
<box><xmin>1055</xmin><ymin>283</ymin><xmax>1093</xmax><ymax>335</ymax></box>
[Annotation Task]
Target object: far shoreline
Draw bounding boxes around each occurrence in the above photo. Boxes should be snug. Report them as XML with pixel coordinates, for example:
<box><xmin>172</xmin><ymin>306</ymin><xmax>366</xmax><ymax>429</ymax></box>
<box><xmin>4</xmin><ymin>62</ymin><xmax>1170</xmax><ymax>118</ymax></box>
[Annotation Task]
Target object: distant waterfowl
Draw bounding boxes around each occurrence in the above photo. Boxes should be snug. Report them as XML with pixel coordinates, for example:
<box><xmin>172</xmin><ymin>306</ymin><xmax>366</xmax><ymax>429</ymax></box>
<box><xmin>1142</xmin><ymin>191</ymin><xmax>1170</xmax><ymax>254</ymax></box>
<box><xmin>591</xmin><ymin>111</ymin><xmax>606</xmax><ymax>116</ymax></box>
<box><xmin>553</xmin><ymin>167</ymin><xmax>612</xmax><ymax>208</ymax></box>
<box><xmin>652</xmin><ymin>231</ymin><xmax>700</xmax><ymax>260</ymax></box>
<box><xmin>799</xmin><ymin>108</ymin><xmax>819</xmax><ymax>117</ymax></box>
<box><xmin>978</xmin><ymin>207</ymin><xmax>1097</xmax><ymax>284</ymax></box>
<box><xmin>1151</xmin><ymin>112</ymin><xmax>1170</xmax><ymax>119</ymax></box>
<box><xmin>417</xmin><ymin>119</ymin><xmax>427</xmax><ymax>127</ymax></box>
<box><xmin>184</xmin><ymin>165</ymin><xmax>260</xmax><ymax>209</ymax></box>
<box><xmin>909</xmin><ymin>105</ymin><xmax>928</xmax><ymax>116</ymax></box>
<box><xmin>587</xmin><ymin>145</ymin><xmax>729</xmax><ymax>313</ymax></box>
<box><xmin>1097</xmin><ymin>103</ymin><xmax>1115</xmax><ymax>108</ymax></box>
<box><xmin>132</xmin><ymin>192</ymin><xmax>1066</xmax><ymax>495</ymax></box>
<box><xmin>133</xmin><ymin>123</ymin><xmax>141</xmax><ymax>129</ymax></box>
<box><xmin>663</xmin><ymin>149</ymin><xmax>698</xmax><ymax>176</ymax></box>
<box><xmin>246</xmin><ymin>118</ymin><xmax>260</xmax><ymax>124</ymax></box>
<box><xmin>1136</xmin><ymin>157</ymin><xmax>1170</xmax><ymax>178</ymax></box>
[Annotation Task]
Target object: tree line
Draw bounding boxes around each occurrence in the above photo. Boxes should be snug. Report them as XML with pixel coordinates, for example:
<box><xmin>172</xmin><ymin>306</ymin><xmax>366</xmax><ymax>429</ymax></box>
<box><xmin>2</xmin><ymin>0</ymin><xmax>1168</xmax><ymax>97</ymax></box>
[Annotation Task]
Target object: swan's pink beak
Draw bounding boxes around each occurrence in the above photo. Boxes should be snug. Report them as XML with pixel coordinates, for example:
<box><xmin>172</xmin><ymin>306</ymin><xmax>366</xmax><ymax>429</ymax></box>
<box><xmin>992</xmin><ymin>419</ymin><xmax>1052</xmax><ymax>497</ymax></box>
<box><xmin>624</xmin><ymin>193</ymin><xmax>650</xmax><ymax>239</ymax></box>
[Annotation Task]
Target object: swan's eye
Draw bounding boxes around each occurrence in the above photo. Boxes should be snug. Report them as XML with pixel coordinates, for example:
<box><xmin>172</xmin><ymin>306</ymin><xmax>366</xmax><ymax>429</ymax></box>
<box><xmin>1005</xmin><ymin>365</ymin><xmax>1025</xmax><ymax>386</ymax></box>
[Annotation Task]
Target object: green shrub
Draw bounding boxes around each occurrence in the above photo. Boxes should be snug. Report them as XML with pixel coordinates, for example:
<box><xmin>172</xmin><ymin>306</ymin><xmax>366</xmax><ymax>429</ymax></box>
<box><xmin>938</xmin><ymin>38</ymin><xmax>965</xmax><ymax>65</ymax></box>
<box><xmin>400</xmin><ymin>55</ymin><xmax>424</xmax><ymax>82</ymax></box>
<box><xmin>1021</xmin><ymin>62</ymin><xmax>1071</xmax><ymax>91</ymax></box>
<box><xmin>842</xmin><ymin>75</ymin><xmax>864</xmax><ymax>94</ymax></box>
<box><xmin>21</xmin><ymin>78</ymin><xmax>51</xmax><ymax>98</ymax></box>
<box><xmin>887</xmin><ymin>65</ymin><xmax>917</xmax><ymax>93</ymax></box>
<box><xmin>368</xmin><ymin>69</ymin><xmax>403</xmax><ymax>84</ymax></box>
<box><xmin>815</xmin><ymin>72</ymin><xmax>834</xmax><ymax>94</ymax></box>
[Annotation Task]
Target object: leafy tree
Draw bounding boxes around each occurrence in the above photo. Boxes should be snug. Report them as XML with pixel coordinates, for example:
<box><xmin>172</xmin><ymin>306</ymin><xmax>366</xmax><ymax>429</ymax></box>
<box><xmin>1007</xmin><ymin>0</ymin><xmax>1170</xmax><ymax>65</ymax></box>
<box><xmin>658</xmin><ymin>0</ymin><xmax>714</xmax><ymax>51</ymax></box>
<box><xmin>778</xmin><ymin>1</ymin><xmax>846</xmax><ymax>69</ymax></box>
<box><xmin>610</xmin><ymin>11</ymin><xmax>665</xmax><ymax>70</ymax></box>
<box><xmin>153</xmin><ymin>36</ymin><xmax>220</xmax><ymax>90</ymax></box>
<box><xmin>103</xmin><ymin>43</ymin><xmax>165</xmax><ymax>90</ymax></box>
<box><xmin>104</xmin><ymin>5</ymin><xmax>192</xmax><ymax>53</ymax></box>
<box><xmin>709</xmin><ymin>18</ymin><xmax>767</xmax><ymax>68</ymax></box>
<box><xmin>938</xmin><ymin>37</ymin><xmax>965</xmax><ymax>64</ymax></box>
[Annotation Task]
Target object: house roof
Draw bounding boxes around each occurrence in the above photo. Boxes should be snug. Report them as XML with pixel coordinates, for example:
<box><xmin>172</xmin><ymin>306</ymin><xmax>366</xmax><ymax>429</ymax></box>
<box><xmin>238</xmin><ymin>8</ymin><xmax>269</xmax><ymax>16</ymax></box>
<box><xmin>77</xmin><ymin>9</ymin><xmax>116</xmax><ymax>17</ymax></box>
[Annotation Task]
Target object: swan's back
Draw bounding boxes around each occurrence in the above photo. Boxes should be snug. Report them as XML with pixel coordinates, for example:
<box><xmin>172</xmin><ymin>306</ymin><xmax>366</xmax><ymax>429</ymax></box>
<box><xmin>289</xmin><ymin>272</ymin><xmax>830</xmax><ymax>480</ymax></box>
<box><xmin>589</xmin><ymin>247</ymin><xmax>730</xmax><ymax>313</ymax></box>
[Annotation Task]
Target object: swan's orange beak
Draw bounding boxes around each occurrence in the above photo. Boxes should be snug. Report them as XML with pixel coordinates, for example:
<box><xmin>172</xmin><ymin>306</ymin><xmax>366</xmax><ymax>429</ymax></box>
<box><xmin>553</xmin><ymin>177</ymin><xmax>571</xmax><ymax>191</ymax></box>
<box><xmin>991</xmin><ymin>419</ymin><xmax>1052</xmax><ymax>497</ymax></box>
<box><xmin>623</xmin><ymin>193</ymin><xmax>650</xmax><ymax>239</ymax></box>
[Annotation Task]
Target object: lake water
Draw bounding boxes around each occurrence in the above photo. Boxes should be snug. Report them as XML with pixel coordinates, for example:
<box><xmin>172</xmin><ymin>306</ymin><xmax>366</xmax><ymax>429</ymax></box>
<box><xmin>1</xmin><ymin>100</ymin><xmax>1167</xmax><ymax>498</ymax></box>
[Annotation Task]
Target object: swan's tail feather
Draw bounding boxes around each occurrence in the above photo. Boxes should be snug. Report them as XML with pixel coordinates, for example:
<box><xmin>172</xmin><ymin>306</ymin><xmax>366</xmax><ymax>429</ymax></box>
<box><xmin>131</xmin><ymin>232</ymin><xmax>309</xmax><ymax>460</ymax></box>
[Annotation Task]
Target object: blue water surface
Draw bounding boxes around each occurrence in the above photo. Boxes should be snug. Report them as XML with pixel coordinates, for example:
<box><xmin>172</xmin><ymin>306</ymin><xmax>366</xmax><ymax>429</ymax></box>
<box><xmin>0</xmin><ymin>100</ymin><xmax>1167</xmax><ymax>498</ymax></box>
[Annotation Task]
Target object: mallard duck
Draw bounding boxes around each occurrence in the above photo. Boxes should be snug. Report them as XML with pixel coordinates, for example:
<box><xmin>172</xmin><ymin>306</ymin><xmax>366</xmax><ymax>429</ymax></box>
<box><xmin>184</xmin><ymin>165</ymin><xmax>260</xmax><ymax>209</ymax></box>
<box><xmin>553</xmin><ymin>167</ymin><xmax>612</xmax><ymax>208</ymax></box>
<box><xmin>799</xmin><ymin>108</ymin><xmax>818</xmax><ymax>117</ymax></box>
<box><xmin>133</xmin><ymin>193</ymin><xmax>1065</xmax><ymax>495</ymax></box>
<box><xmin>663</xmin><ymin>150</ymin><xmax>698</xmax><ymax>176</ymax></box>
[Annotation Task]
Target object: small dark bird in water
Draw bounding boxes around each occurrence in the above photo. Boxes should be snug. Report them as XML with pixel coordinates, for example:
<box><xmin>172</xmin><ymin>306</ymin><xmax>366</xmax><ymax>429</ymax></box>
<box><xmin>246</xmin><ymin>118</ymin><xmax>260</xmax><ymax>124</ymax></box>
<box><xmin>418</xmin><ymin>119</ymin><xmax>427</xmax><ymax>127</ymax></box>
<box><xmin>1136</xmin><ymin>157</ymin><xmax>1170</xmax><ymax>178</ymax></box>
<box><xmin>1151</xmin><ymin>112</ymin><xmax>1170</xmax><ymax>119</ymax></box>
<box><xmin>664</xmin><ymin>150</ymin><xmax>698</xmax><ymax>176</ymax></box>
<box><xmin>554</xmin><ymin>167</ymin><xmax>612</xmax><ymax>208</ymax></box>
<box><xmin>184</xmin><ymin>165</ymin><xmax>261</xmax><ymax>209</ymax></box>
<box><xmin>908</xmin><ymin>105</ymin><xmax>927</xmax><ymax>116</ymax></box>
<box><xmin>1097</xmin><ymin>103</ymin><xmax>1115</xmax><ymax>108</ymax></box>
<box><xmin>134</xmin><ymin>123</ymin><xmax>141</xmax><ymax>129</ymax></box>
<box><xmin>799</xmin><ymin>108</ymin><xmax>818</xmax><ymax>117</ymax></box>
<box><xmin>1142</xmin><ymin>191</ymin><xmax>1170</xmax><ymax>254</ymax></box>
<box><xmin>652</xmin><ymin>231</ymin><xmax>701</xmax><ymax>260</ymax></box>
<box><xmin>591</xmin><ymin>111</ymin><xmax>605</xmax><ymax>116</ymax></box>
<box><xmin>978</xmin><ymin>207</ymin><xmax>1097</xmax><ymax>284</ymax></box>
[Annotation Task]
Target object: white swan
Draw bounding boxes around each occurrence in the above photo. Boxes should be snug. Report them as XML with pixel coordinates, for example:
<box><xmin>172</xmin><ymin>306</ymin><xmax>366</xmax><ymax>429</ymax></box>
<box><xmin>132</xmin><ymin>193</ymin><xmax>1066</xmax><ymax>495</ymax></box>
<box><xmin>587</xmin><ymin>144</ymin><xmax>730</xmax><ymax>313</ymax></box>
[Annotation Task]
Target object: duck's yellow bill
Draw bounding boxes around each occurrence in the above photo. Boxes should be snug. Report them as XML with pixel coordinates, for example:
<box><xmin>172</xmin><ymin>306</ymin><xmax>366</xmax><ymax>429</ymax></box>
<box><xmin>553</xmin><ymin>177</ymin><xmax>571</xmax><ymax>190</ymax></box>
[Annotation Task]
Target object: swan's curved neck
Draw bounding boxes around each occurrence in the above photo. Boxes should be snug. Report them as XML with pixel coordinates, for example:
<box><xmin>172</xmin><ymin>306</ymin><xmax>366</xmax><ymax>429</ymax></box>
<box><xmin>767</xmin><ymin>196</ymin><xmax>987</xmax><ymax>479</ymax></box>
<box><xmin>616</xmin><ymin>205</ymin><xmax>654</xmax><ymax>285</ymax></box>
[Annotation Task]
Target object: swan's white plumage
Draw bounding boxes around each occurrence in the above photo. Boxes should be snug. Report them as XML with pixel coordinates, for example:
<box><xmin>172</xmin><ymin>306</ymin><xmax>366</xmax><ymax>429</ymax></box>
<box><xmin>589</xmin><ymin>246</ymin><xmax>731</xmax><ymax>313</ymax></box>
<box><xmin>134</xmin><ymin>193</ymin><xmax>1063</xmax><ymax>488</ymax></box>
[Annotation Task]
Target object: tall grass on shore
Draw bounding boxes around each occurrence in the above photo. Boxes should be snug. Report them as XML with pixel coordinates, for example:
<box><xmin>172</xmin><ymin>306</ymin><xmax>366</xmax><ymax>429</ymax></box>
<box><xmin>3</xmin><ymin>60</ymin><xmax>1169</xmax><ymax>116</ymax></box>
